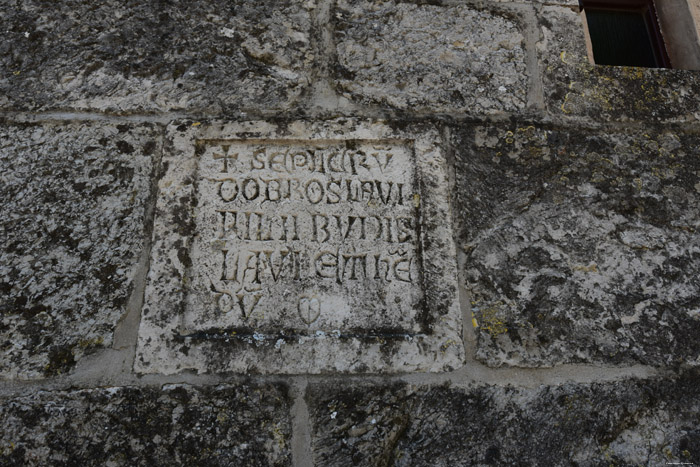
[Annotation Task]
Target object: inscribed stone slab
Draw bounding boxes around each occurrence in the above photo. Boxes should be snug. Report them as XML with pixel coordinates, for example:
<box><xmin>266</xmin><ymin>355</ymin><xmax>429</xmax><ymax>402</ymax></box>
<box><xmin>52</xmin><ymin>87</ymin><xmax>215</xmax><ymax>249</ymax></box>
<box><xmin>136</xmin><ymin>120</ymin><xmax>464</xmax><ymax>374</ymax></box>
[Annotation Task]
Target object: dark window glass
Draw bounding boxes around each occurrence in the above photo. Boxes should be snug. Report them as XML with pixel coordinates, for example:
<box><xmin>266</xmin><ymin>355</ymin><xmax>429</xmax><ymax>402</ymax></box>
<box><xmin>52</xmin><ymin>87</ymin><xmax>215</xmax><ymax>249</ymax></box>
<box><xmin>586</xmin><ymin>9</ymin><xmax>660</xmax><ymax>67</ymax></box>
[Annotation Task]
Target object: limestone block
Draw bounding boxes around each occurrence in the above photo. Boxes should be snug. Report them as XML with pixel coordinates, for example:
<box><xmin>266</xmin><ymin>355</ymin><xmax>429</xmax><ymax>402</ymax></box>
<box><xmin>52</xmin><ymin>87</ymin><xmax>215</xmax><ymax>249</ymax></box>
<box><xmin>0</xmin><ymin>0</ymin><xmax>314</xmax><ymax>114</ymax></box>
<box><xmin>0</xmin><ymin>383</ymin><xmax>292</xmax><ymax>466</ymax></box>
<box><xmin>492</xmin><ymin>0</ymin><xmax>578</xmax><ymax>4</ymax></box>
<box><xmin>307</xmin><ymin>372</ymin><xmax>700</xmax><ymax>465</ymax></box>
<box><xmin>0</xmin><ymin>122</ymin><xmax>158</xmax><ymax>378</ymax></box>
<box><xmin>333</xmin><ymin>0</ymin><xmax>528</xmax><ymax>114</ymax></box>
<box><xmin>135</xmin><ymin>119</ymin><xmax>464</xmax><ymax>374</ymax></box>
<box><xmin>538</xmin><ymin>6</ymin><xmax>700</xmax><ymax>123</ymax></box>
<box><xmin>453</xmin><ymin>124</ymin><xmax>700</xmax><ymax>367</ymax></box>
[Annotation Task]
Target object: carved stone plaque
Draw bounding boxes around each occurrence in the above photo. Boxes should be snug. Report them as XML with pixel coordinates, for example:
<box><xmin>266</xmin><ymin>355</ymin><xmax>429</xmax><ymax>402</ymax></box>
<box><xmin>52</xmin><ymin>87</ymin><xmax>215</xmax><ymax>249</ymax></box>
<box><xmin>136</xmin><ymin>120</ymin><xmax>464</xmax><ymax>374</ymax></box>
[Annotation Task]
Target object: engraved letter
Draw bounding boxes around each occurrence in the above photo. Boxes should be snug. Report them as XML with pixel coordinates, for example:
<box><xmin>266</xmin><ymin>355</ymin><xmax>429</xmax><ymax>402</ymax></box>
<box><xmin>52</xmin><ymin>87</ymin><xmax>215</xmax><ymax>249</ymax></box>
<box><xmin>305</xmin><ymin>179</ymin><xmax>325</xmax><ymax>204</ymax></box>
<box><xmin>326</xmin><ymin>180</ymin><xmax>341</xmax><ymax>204</ymax></box>
<box><xmin>251</xmin><ymin>148</ymin><xmax>266</xmax><ymax>169</ymax></box>
<box><xmin>314</xmin><ymin>251</ymin><xmax>338</xmax><ymax>278</ymax></box>
<box><xmin>235</xmin><ymin>292</ymin><xmax>262</xmax><ymax>319</ymax></box>
<box><xmin>393</xmin><ymin>255</ymin><xmax>412</xmax><ymax>283</ymax></box>
<box><xmin>218</xmin><ymin>179</ymin><xmax>239</xmax><ymax>202</ymax></box>
<box><xmin>375</xmin><ymin>181</ymin><xmax>393</xmax><ymax>205</ymax></box>
<box><xmin>312</xmin><ymin>214</ymin><xmax>330</xmax><ymax>243</ymax></box>
<box><xmin>280</xmin><ymin>214</ymin><xmax>300</xmax><ymax>241</ymax></box>
<box><xmin>242</xmin><ymin>178</ymin><xmax>260</xmax><ymax>201</ymax></box>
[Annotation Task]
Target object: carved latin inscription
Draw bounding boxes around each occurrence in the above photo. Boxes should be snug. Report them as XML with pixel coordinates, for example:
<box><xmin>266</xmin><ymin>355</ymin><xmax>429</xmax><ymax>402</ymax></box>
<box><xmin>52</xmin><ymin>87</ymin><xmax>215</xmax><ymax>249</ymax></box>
<box><xmin>183</xmin><ymin>140</ymin><xmax>422</xmax><ymax>333</ymax></box>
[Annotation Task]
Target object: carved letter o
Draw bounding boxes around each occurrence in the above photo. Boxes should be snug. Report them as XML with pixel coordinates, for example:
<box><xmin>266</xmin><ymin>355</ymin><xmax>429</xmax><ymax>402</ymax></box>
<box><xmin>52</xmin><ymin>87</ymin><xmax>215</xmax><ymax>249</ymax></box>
<box><xmin>219</xmin><ymin>180</ymin><xmax>239</xmax><ymax>202</ymax></box>
<box><xmin>218</xmin><ymin>293</ymin><xmax>234</xmax><ymax>313</ymax></box>
<box><xmin>242</xmin><ymin>178</ymin><xmax>260</xmax><ymax>201</ymax></box>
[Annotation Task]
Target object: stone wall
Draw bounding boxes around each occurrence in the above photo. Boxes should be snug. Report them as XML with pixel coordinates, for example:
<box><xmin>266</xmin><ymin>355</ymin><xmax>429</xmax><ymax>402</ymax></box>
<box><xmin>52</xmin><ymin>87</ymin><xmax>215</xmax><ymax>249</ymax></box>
<box><xmin>1</xmin><ymin>0</ymin><xmax>699</xmax><ymax>465</ymax></box>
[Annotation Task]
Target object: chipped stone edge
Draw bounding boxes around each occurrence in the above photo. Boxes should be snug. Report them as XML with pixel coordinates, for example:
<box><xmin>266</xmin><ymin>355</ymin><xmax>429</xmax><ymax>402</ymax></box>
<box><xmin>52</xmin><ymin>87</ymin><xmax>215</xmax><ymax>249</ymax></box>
<box><xmin>134</xmin><ymin>119</ymin><xmax>464</xmax><ymax>375</ymax></box>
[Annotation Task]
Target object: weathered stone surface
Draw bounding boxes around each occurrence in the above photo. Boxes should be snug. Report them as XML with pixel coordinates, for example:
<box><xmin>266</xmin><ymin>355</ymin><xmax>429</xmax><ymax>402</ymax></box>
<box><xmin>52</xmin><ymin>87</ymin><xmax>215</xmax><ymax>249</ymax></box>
<box><xmin>135</xmin><ymin>119</ymin><xmax>464</xmax><ymax>374</ymax></box>
<box><xmin>538</xmin><ymin>6</ymin><xmax>700</xmax><ymax>123</ymax></box>
<box><xmin>0</xmin><ymin>122</ymin><xmax>157</xmax><ymax>378</ymax></box>
<box><xmin>0</xmin><ymin>383</ymin><xmax>292</xmax><ymax>466</ymax></box>
<box><xmin>308</xmin><ymin>371</ymin><xmax>700</xmax><ymax>466</ymax></box>
<box><xmin>493</xmin><ymin>0</ymin><xmax>577</xmax><ymax>4</ymax></box>
<box><xmin>453</xmin><ymin>124</ymin><xmax>700</xmax><ymax>367</ymax></box>
<box><xmin>333</xmin><ymin>0</ymin><xmax>527</xmax><ymax>114</ymax></box>
<box><xmin>0</xmin><ymin>0</ymin><xmax>313</xmax><ymax>114</ymax></box>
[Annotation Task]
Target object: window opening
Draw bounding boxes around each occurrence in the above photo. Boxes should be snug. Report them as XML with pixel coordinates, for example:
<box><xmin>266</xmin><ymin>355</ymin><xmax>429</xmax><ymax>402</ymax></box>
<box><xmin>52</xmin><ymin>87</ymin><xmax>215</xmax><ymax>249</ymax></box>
<box><xmin>580</xmin><ymin>0</ymin><xmax>671</xmax><ymax>68</ymax></box>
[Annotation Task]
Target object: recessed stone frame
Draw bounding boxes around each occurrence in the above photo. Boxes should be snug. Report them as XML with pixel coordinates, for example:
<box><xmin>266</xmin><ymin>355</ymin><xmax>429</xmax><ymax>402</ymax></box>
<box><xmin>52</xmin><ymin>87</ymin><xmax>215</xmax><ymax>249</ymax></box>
<box><xmin>135</xmin><ymin>120</ymin><xmax>464</xmax><ymax>375</ymax></box>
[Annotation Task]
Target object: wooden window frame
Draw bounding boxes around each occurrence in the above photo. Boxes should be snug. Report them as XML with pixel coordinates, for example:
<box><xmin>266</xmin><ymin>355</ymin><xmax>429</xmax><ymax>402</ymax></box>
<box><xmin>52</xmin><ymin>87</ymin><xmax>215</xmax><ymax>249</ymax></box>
<box><xmin>580</xmin><ymin>0</ymin><xmax>671</xmax><ymax>68</ymax></box>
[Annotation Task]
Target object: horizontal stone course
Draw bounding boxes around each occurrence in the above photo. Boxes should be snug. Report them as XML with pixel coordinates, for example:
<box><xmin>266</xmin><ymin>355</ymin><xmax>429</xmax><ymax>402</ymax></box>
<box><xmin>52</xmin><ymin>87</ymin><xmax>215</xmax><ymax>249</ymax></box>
<box><xmin>1</xmin><ymin>0</ymin><xmax>699</xmax><ymax>461</ymax></box>
<box><xmin>453</xmin><ymin>123</ymin><xmax>700</xmax><ymax>367</ymax></box>
<box><xmin>333</xmin><ymin>0</ymin><xmax>528</xmax><ymax>114</ymax></box>
<box><xmin>0</xmin><ymin>0</ymin><xmax>314</xmax><ymax>114</ymax></box>
<box><xmin>308</xmin><ymin>371</ymin><xmax>700</xmax><ymax>466</ymax></box>
<box><xmin>0</xmin><ymin>383</ymin><xmax>292</xmax><ymax>466</ymax></box>
<box><xmin>0</xmin><ymin>122</ymin><xmax>158</xmax><ymax>379</ymax></box>
<box><xmin>492</xmin><ymin>0</ymin><xmax>578</xmax><ymax>4</ymax></box>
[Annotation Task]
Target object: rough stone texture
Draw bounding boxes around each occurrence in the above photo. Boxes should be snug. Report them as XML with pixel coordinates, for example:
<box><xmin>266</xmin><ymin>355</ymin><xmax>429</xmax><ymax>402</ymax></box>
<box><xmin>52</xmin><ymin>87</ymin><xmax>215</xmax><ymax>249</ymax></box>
<box><xmin>0</xmin><ymin>122</ymin><xmax>157</xmax><ymax>378</ymax></box>
<box><xmin>493</xmin><ymin>0</ymin><xmax>577</xmax><ymax>4</ymax></box>
<box><xmin>454</xmin><ymin>123</ymin><xmax>700</xmax><ymax>367</ymax></box>
<box><xmin>538</xmin><ymin>6</ymin><xmax>700</xmax><ymax>123</ymax></box>
<box><xmin>0</xmin><ymin>383</ymin><xmax>292</xmax><ymax>466</ymax></box>
<box><xmin>308</xmin><ymin>371</ymin><xmax>700</xmax><ymax>466</ymax></box>
<box><xmin>333</xmin><ymin>0</ymin><xmax>527</xmax><ymax>114</ymax></box>
<box><xmin>135</xmin><ymin>119</ymin><xmax>464</xmax><ymax>375</ymax></box>
<box><xmin>0</xmin><ymin>0</ymin><xmax>314</xmax><ymax>114</ymax></box>
<box><xmin>2</xmin><ymin>0</ymin><xmax>700</xmax><ymax>462</ymax></box>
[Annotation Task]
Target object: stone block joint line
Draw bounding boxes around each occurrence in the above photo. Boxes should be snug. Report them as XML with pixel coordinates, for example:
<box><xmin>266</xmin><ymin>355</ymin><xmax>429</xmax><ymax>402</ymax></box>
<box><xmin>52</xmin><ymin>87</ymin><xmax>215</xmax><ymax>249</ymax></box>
<box><xmin>1</xmin><ymin>0</ymin><xmax>699</xmax><ymax>464</ymax></box>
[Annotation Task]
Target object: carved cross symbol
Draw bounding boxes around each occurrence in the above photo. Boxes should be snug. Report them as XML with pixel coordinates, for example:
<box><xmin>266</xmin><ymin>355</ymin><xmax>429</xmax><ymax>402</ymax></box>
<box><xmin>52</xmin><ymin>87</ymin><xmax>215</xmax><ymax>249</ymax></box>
<box><xmin>212</xmin><ymin>146</ymin><xmax>237</xmax><ymax>173</ymax></box>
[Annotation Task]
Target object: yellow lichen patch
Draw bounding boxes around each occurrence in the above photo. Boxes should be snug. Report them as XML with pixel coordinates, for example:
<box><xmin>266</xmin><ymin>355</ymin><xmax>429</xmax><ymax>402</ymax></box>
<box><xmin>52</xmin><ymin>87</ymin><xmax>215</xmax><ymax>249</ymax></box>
<box><xmin>590</xmin><ymin>170</ymin><xmax>606</xmax><ymax>184</ymax></box>
<box><xmin>272</xmin><ymin>423</ymin><xmax>287</xmax><ymax>449</ymax></box>
<box><xmin>527</xmin><ymin>146</ymin><xmax>544</xmax><ymax>159</ymax></box>
<box><xmin>440</xmin><ymin>339</ymin><xmax>457</xmax><ymax>354</ymax></box>
<box><xmin>78</xmin><ymin>336</ymin><xmax>105</xmax><ymax>349</ymax></box>
<box><xmin>504</xmin><ymin>130</ymin><xmax>514</xmax><ymax>144</ymax></box>
<box><xmin>621</xmin><ymin>67</ymin><xmax>644</xmax><ymax>80</ymax></box>
<box><xmin>559</xmin><ymin>50</ymin><xmax>578</xmax><ymax>66</ymax></box>
<box><xmin>560</xmin><ymin>80</ymin><xmax>581</xmax><ymax>114</ymax></box>
<box><xmin>663</xmin><ymin>446</ymin><xmax>674</xmax><ymax>460</ymax></box>
<box><xmin>0</xmin><ymin>442</ymin><xmax>16</xmax><ymax>456</ymax></box>
<box><xmin>572</xmin><ymin>263</ymin><xmax>598</xmax><ymax>273</ymax></box>
<box><xmin>480</xmin><ymin>306</ymin><xmax>508</xmax><ymax>337</ymax></box>
<box><xmin>560</xmin><ymin>394</ymin><xmax>590</xmax><ymax>423</ymax></box>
